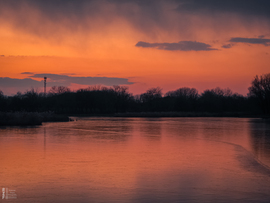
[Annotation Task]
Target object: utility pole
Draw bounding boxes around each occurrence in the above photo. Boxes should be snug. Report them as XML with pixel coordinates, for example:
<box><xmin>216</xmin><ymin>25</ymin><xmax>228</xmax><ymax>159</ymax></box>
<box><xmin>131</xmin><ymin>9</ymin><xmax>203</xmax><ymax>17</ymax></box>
<box><xmin>44</xmin><ymin>77</ymin><xmax>47</xmax><ymax>96</ymax></box>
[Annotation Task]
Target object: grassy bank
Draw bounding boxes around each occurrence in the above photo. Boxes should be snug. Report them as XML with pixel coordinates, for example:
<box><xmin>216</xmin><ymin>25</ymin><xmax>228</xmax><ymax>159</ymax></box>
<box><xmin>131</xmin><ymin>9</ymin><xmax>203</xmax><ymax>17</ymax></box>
<box><xmin>114</xmin><ymin>112</ymin><xmax>261</xmax><ymax>118</ymax></box>
<box><xmin>0</xmin><ymin>112</ymin><xmax>70</xmax><ymax>126</ymax></box>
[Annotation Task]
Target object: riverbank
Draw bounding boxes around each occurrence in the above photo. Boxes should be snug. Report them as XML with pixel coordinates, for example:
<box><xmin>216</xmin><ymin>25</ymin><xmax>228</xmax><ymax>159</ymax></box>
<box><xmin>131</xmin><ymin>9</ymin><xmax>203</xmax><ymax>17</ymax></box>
<box><xmin>68</xmin><ymin>111</ymin><xmax>264</xmax><ymax>118</ymax></box>
<box><xmin>114</xmin><ymin>112</ymin><xmax>262</xmax><ymax>118</ymax></box>
<box><xmin>1</xmin><ymin>111</ymin><xmax>265</xmax><ymax>126</ymax></box>
<box><xmin>0</xmin><ymin>112</ymin><xmax>70</xmax><ymax>126</ymax></box>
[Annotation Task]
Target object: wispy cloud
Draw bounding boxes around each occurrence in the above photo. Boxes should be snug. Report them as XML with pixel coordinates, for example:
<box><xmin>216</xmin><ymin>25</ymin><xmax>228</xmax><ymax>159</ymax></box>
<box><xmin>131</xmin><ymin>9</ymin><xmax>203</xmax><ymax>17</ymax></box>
<box><xmin>30</xmin><ymin>73</ymin><xmax>133</xmax><ymax>86</ymax></box>
<box><xmin>176</xmin><ymin>0</ymin><xmax>270</xmax><ymax>19</ymax></box>
<box><xmin>1</xmin><ymin>0</ymin><xmax>269</xmax><ymax>45</ymax></box>
<box><xmin>135</xmin><ymin>41</ymin><xmax>217</xmax><ymax>51</ymax></box>
<box><xmin>229</xmin><ymin>37</ymin><xmax>270</xmax><ymax>46</ymax></box>
<box><xmin>222</xmin><ymin>44</ymin><xmax>234</xmax><ymax>49</ymax></box>
<box><xmin>0</xmin><ymin>74</ymin><xmax>133</xmax><ymax>95</ymax></box>
<box><xmin>0</xmin><ymin>77</ymin><xmax>41</xmax><ymax>88</ymax></box>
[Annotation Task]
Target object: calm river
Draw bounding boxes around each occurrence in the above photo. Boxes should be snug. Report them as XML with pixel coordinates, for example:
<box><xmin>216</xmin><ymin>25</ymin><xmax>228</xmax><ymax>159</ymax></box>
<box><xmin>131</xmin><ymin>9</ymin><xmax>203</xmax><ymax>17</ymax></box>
<box><xmin>0</xmin><ymin>117</ymin><xmax>270</xmax><ymax>202</ymax></box>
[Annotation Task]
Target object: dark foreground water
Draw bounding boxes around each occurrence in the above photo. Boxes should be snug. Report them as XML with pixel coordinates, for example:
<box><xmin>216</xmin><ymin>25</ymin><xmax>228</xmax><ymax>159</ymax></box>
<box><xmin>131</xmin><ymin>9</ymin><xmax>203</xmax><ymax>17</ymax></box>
<box><xmin>0</xmin><ymin>117</ymin><xmax>270</xmax><ymax>203</ymax></box>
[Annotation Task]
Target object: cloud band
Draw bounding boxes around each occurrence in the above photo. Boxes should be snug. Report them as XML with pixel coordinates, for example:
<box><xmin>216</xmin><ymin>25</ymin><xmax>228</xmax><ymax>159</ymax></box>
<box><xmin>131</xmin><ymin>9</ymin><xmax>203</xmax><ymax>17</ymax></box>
<box><xmin>135</xmin><ymin>41</ymin><xmax>217</xmax><ymax>51</ymax></box>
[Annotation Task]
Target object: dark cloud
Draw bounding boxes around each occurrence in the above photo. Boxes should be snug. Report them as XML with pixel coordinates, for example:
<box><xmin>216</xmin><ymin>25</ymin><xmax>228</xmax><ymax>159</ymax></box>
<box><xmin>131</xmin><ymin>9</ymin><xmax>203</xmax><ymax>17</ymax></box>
<box><xmin>135</xmin><ymin>41</ymin><xmax>217</xmax><ymax>51</ymax></box>
<box><xmin>222</xmin><ymin>44</ymin><xmax>233</xmax><ymax>49</ymax></box>
<box><xmin>0</xmin><ymin>74</ymin><xmax>133</xmax><ymax>95</ymax></box>
<box><xmin>21</xmin><ymin>72</ymin><xmax>34</xmax><ymax>74</ymax></box>
<box><xmin>176</xmin><ymin>0</ymin><xmax>270</xmax><ymax>18</ymax></box>
<box><xmin>0</xmin><ymin>1</ymin><xmax>164</xmax><ymax>33</ymax></box>
<box><xmin>0</xmin><ymin>77</ymin><xmax>41</xmax><ymax>88</ymax></box>
<box><xmin>0</xmin><ymin>0</ymin><xmax>269</xmax><ymax>43</ymax></box>
<box><xmin>0</xmin><ymin>55</ymin><xmax>4</xmax><ymax>57</ymax></box>
<box><xmin>7</xmin><ymin>0</ymin><xmax>270</xmax><ymax>19</ymax></box>
<box><xmin>229</xmin><ymin>37</ymin><xmax>270</xmax><ymax>46</ymax></box>
<box><xmin>30</xmin><ymin>73</ymin><xmax>133</xmax><ymax>86</ymax></box>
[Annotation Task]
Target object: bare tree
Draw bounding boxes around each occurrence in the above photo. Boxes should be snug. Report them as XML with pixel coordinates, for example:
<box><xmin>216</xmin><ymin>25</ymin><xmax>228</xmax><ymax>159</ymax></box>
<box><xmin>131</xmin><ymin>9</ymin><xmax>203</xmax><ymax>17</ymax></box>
<box><xmin>248</xmin><ymin>73</ymin><xmax>270</xmax><ymax>115</ymax></box>
<box><xmin>49</xmin><ymin>86</ymin><xmax>71</xmax><ymax>95</ymax></box>
<box><xmin>165</xmin><ymin>87</ymin><xmax>198</xmax><ymax>99</ymax></box>
<box><xmin>140</xmin><ymin>87</ymin><xmax>162</xmax><ymax>103</ymax></box>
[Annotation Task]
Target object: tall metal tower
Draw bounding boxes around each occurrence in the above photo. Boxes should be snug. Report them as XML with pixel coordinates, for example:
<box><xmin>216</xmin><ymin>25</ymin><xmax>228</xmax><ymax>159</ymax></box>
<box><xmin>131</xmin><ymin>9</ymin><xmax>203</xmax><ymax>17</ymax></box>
<box><xmin>44</xmin><ymin>77</ymin><xmax>47</xmax><ymax>96</ymax></box>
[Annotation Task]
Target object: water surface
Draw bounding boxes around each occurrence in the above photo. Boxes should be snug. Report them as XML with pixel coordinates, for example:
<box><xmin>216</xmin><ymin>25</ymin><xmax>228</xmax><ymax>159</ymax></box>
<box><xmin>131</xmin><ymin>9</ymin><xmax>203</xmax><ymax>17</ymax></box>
<box><xmin>0</xmin><ymin>117</ymin><xmax>270</xmax><ymax>202</ymax></box>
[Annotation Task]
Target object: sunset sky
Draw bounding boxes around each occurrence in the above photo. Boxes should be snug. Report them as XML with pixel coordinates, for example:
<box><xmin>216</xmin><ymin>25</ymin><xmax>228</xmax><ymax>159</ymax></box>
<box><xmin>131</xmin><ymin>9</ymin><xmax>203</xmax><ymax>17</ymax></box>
<box><xmin>0</xmin><ymin>0</ymin><xmax>270</xmax><ymax>95</ymax></box>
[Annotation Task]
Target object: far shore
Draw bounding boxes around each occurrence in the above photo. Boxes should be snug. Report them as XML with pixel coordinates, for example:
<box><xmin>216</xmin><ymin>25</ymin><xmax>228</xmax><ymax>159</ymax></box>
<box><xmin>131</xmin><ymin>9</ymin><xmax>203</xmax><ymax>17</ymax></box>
<box><xmin>69</xmin><ymin>112</ymin><xmax>268</xmax><ymax>118</ymax></box>
<box><xmin>1</xmin><ymin>111</ymin><xmax>268</xmax><ymax>126</ymax></box>
<box><xmin>0</xmin><ymin>112</ymin><xmax>71</xmax><ymax>126</ymax></box>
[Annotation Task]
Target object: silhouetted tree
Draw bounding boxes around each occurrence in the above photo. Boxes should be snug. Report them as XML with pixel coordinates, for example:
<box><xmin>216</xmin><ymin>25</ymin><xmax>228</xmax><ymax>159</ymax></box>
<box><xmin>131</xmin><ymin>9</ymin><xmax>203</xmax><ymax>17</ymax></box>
<box><xmin>0</xmin><ymin>84</ymin><xmax>263</xmax><ymax>115</ymax></box>
<box><xmin>199</xmin><ymin>87</ymin><xmax>234</xmax><ymax>112</ymax></box>
<box><xmin>165</xmin><ymin>87</ymin><xmax>199</xmax><ymax>111</ymax></box>
<box><xmin>140</xmin><ymin>87</ymin><xmax>162</xmax><ymax>103</ymax></box>
<box><xmin>248</xmin><ymin>73</ymin><xmax>270</xmax><ymax>115</ymax></box>
<box><xmin>140</xmin><ymin>87</ymin><xmax>163</xmax><ymax>111</ymax></box>
<box><xmin>113</xmin><ymin>86</ymin><xmax>133</xmax><ymax>112</ymax></box>
<box><xmin>22</xmin><ymin>88</ymin><xmax>41</xmax><ymax>111</ymax></box>
<box><xmin>49</xmin><ymin>86</ymin><xmax>71</xmax><ymax>95</ymax></box>
<box><xmin>0</xmin><ymin>90</ymin><xmax>6</xmax><ymax>111</ymax></box>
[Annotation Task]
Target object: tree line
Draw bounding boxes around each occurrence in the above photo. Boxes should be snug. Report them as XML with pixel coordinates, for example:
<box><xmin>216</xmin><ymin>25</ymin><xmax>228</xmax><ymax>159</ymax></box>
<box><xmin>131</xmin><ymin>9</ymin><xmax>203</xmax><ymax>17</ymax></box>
<box><xmin>0</xmin><ymin>73</ymin><xmax>269</xmax><ymax>116</ymax></box>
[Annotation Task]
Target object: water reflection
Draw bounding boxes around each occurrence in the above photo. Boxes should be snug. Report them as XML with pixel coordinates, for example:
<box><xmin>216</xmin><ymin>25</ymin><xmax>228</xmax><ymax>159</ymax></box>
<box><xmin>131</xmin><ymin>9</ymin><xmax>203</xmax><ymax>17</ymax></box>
<box><xmin>163</xmin><ymin>118</ymin><xmax>200</xmax><ymax>139</ymax></box>
<box><xmin>139</xmin><ymin>118</ymin><xmax>162</xmax><ymax>140</ymax></box>
<box><xmin>249</xmin><ymin>119</ymin><xmax>270</xmax><ymax>167</ymax></box>
<box><xmin>46</xmin><ymin>118</ymin><xmax>133</xmax><ymax>142</ymax></box>
<box><xmin>44</xmin><ymin>127</ymin><xmax>46</xmax><ymax>158</ymax></box>
<box><xmin>0</xmin><ymin>118</ymin><xmax>270</xmax><ymax>202</ymax></box>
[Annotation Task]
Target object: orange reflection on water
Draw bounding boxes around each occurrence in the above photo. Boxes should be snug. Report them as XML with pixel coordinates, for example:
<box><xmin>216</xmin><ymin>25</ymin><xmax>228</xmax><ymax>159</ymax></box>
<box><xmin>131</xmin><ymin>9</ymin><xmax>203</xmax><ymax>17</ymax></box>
<box><xmin>0</xmin><ymin>118</ymin><xmax>270</xmax><ymax>202</ymax></box>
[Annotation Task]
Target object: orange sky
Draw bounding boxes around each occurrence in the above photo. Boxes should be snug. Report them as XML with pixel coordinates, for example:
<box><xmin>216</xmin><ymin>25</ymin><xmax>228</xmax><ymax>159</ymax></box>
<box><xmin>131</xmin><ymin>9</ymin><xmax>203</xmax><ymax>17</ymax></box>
<box><xmin>0</xmin><ymin>0</ymin><xmax>270</xmax><ymax>95</ymax></box>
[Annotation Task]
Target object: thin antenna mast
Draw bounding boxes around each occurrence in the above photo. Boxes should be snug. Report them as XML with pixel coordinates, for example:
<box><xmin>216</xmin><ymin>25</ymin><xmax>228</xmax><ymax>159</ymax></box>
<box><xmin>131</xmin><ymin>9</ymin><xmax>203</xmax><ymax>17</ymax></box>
<box><xmin>44</xmin><ymin>77</ymin><xmax>47</xmax><ymax>96</ymax></box>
